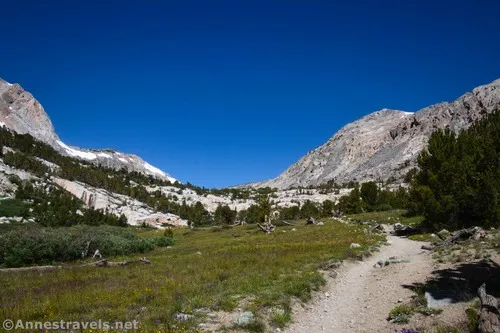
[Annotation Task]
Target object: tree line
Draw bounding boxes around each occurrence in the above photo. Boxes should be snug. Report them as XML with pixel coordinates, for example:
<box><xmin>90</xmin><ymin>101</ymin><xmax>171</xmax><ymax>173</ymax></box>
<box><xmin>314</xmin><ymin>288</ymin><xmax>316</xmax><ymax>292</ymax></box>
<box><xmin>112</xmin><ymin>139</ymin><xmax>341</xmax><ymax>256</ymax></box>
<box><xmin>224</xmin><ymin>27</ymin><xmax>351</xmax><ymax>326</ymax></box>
<box><xmin>408</xmin><ymin>110</ymin><xmax>500</xmax><ymax>230</ymax></box>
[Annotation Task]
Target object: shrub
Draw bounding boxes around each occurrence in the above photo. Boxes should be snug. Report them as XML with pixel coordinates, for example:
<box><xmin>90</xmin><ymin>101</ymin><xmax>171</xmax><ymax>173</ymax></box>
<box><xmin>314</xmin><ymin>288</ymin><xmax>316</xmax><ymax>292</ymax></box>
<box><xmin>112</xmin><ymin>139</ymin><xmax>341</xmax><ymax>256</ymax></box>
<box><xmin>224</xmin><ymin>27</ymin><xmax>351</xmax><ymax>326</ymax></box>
<box><xmin>163</xmin><ymin>228</ymin><xmax>174</xmax><ymax>238</ymax></box>
<box><xmin>0</xmin><ymin>225</ymin><xmax>160</xmax><ymax>267</ymax></box>
<box><xmin>0</xmin><ymin>198</ymin><xmax>29</xmax><ymax>217</ymax></box>
<box><xmin>388</xmin><ymin>305</ymin><xmax>414</xmax><ymax>324</ymax></box>
<box><xmin>466</xmin><ymin>307</ymin><xmax>479</xmax><ymax>331</ymax></box>
<box><xmin>150</xmin><ymin>236</ymin><xmax>175</xmax><ymax>247</ymax></box>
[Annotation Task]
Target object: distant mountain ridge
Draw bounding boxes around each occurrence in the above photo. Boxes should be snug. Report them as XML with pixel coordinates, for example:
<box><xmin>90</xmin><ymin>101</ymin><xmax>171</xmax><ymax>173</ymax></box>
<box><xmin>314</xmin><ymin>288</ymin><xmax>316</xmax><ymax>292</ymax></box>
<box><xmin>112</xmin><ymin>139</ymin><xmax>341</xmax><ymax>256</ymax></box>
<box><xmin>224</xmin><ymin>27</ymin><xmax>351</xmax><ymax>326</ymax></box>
<box><xmin>250</xmin><ymin>78</ymin><xmax>500</xmax><ymax>189</ymax></box>
<box><xmin>0</xmin><ymin>78</ymin><xmax>177</xmax><ymax>183</ymax></box>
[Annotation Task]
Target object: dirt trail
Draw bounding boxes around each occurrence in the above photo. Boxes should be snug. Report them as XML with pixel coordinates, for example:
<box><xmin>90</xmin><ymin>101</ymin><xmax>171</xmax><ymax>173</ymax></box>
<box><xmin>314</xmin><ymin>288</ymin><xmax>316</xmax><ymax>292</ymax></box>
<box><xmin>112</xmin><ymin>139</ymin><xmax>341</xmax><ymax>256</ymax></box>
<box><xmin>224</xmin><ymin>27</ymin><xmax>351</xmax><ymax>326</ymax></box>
<box><xmin>286</xmin><ymin>234</ymin><xmax>432</xmax><ymax>333</ymax></box>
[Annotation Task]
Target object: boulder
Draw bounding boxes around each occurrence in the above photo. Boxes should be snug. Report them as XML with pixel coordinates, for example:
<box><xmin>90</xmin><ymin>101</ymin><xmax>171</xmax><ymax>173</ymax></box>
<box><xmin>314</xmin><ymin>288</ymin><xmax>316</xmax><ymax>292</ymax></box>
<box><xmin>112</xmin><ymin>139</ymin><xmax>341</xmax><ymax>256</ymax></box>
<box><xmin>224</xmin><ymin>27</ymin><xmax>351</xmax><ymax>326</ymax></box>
<box><xmin>234</xmin><ymin>311</ymin><xmax>254</xmax><ymax>326</ymax></box>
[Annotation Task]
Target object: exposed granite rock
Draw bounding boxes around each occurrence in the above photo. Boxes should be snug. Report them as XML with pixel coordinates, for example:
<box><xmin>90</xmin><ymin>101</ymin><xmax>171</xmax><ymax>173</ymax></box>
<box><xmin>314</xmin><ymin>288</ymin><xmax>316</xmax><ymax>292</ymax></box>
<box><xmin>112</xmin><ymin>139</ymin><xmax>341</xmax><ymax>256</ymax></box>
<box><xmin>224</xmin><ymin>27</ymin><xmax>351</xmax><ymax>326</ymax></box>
<box><xmin>0</xmin><ymin>78</ymin><xmax>177</xmax><ymax>183</ymax></box>
<box><xmin>53</xmin><ymin>177</ymin><xmax>188</xmax><ymax>227</ymax></box>
<box><xmin>251</xmin><ymin>79</ymin><xmax>500</xmax><ymax>189</ymax></box>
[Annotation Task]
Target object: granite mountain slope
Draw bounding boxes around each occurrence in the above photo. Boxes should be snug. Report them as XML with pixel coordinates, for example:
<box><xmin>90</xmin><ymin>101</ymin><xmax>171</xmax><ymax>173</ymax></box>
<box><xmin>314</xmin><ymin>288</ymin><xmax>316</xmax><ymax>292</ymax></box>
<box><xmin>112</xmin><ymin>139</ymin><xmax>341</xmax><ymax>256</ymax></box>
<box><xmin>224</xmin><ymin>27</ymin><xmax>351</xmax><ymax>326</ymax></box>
<box><xmin>0</xmin><ymin>78</ymin><xmax>177</xmax><ymax>183</ymax></box>
<box><xmin>252</xmin><ymin>79</ymin><xmax>500</xmax><ymax>189</ymax></box>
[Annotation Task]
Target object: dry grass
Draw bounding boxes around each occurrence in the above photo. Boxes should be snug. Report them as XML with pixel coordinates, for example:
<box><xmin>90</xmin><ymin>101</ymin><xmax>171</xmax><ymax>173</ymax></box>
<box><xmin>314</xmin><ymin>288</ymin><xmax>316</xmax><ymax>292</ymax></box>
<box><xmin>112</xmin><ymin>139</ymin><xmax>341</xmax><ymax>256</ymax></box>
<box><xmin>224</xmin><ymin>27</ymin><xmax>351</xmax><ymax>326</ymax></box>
<box><xmin>0</xmin><ymin>219</ymin><xmax>383</xmax><ymax>332</ymax></box>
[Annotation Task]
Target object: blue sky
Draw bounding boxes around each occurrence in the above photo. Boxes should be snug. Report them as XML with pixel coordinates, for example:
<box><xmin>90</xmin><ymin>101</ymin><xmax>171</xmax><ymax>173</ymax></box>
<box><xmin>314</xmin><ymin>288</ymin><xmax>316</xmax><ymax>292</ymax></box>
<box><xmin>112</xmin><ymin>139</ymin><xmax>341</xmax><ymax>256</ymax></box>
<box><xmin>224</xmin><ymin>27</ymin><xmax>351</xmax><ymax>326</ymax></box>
<box><xmin>1</xmin><ymin>1</ymin><xmax>499</xmax><ymax>188</ymax></box>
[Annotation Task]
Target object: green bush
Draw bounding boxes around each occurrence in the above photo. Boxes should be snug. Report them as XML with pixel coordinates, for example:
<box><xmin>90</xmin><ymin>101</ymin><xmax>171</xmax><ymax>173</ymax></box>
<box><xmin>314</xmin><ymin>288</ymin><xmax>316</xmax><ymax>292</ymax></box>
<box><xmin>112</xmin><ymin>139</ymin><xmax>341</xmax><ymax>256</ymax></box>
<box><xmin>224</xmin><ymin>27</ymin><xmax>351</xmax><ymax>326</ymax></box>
<box><xmin>0</xmin><ymin>198</ymin><xmax>29</xmax><ymax>217</ymax></box>
<box><xmin>0</xmin><ymin>225</ymin><xmax>162</xmax><ymax>268</ymax></box>
<box><xmin>150</xmin><ymin>236</ymin><xmax>175</xmax><ymax>247</ymax></box>
<box><xmin>388</xmin><ymin>305</ymin><xmax>414</xmax><ymax>324</ymax></box>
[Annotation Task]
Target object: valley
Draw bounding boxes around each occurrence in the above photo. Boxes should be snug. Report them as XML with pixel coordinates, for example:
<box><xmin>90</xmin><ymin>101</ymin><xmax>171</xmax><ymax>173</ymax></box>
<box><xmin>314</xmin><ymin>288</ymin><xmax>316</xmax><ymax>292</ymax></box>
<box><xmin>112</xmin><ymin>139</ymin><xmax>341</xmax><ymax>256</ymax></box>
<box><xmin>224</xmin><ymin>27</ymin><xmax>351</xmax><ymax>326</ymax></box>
<box><xmin>1</xmin><ymin>77</ymin><xmax>500</xmax><ymax>333</ymax></box>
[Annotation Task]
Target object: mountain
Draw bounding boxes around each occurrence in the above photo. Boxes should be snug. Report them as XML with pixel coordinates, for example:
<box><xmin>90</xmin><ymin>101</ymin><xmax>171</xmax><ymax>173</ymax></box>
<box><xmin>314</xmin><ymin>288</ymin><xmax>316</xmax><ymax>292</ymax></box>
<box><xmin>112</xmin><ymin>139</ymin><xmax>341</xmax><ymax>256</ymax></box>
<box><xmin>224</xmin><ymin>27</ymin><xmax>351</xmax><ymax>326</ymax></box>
<box><xmin>0</xmin><ymin>78</ymin><xmax>177</xmax><ymax>183</ymax></box>
<box><xmin>0</xmin><ymin>77</ymin><xmax>347</xmax><ymax>228</ymax></box>
<box><xmin>252</xmin><ymin>78</ymin><xmax>500</xmax><ymax>189</ymax></box>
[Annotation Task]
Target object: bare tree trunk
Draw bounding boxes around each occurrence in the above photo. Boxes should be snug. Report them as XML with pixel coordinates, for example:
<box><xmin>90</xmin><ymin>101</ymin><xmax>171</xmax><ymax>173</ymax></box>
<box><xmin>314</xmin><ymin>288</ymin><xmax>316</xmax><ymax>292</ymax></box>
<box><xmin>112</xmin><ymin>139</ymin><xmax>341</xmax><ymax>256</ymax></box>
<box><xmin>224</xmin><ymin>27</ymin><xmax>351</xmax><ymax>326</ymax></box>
<box><xmin>85</xmin><ymin>257</ymin><xmax>151</xmax><ymax>267</ymax></box>
<box><xmin>478</xmin><ymin>283</ymin><xmax>500</xmax><ymax>333</ymax></box>
<box><xmin>81</xmin><ymin>241</ymin><xmax>91</xmax><ymax>259</ymax></box>
<box><xmin>422</xmin><ymin>227</ymin><xmax>487</xmax><ymax>250</ymax></box>
<box><xmin>282</xmin><ymin>220</ymin><xmax>295</xmax><ymax>226</ymax></box>
<box><xmin>0</xmin><ymin>257</ymin><xmax>152</xmax><ymax>273</ymax></box>
<box><xmin>257</xmin><ymin>223</ymin><xmax>276</xmax><ymax>233</ymax></box>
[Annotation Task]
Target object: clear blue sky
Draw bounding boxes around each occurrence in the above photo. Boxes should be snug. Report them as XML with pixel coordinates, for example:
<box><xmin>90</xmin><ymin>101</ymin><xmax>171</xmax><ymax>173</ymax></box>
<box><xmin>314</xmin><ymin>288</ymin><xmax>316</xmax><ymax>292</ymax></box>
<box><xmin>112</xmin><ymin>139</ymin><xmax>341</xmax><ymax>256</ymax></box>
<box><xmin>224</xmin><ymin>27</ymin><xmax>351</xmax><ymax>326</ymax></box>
<box><xmin>1</xmin><ymin>1</ymin><xmax>499</xmax><ymax>188</ymax></box>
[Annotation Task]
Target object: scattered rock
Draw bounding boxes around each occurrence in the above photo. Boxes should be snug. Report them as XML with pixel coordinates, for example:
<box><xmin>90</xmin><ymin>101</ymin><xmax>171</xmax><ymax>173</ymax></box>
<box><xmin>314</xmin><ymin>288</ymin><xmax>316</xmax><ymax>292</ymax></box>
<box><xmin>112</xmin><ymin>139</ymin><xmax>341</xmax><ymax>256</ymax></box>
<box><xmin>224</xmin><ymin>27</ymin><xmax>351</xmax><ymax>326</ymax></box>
<box><xmin>316</xmin><ymin>221</ymin><xmax>325</xmax><ymax>226</ymax></box>
<box><xmin>425</xmin><ymin>291</ymin><xmax>454</xmax><ymax>308</ymax></box>
<box><xmin>234</xmin><ymin>311</ymin><xmax>254</xmax><ymax>326</ymax></box>
<box><xmin>350</xmin><ymin>243</ymin><xmax>361</xmax><ymax>249</ymax></box>
<box><xmin>196</xmin><ymin>251</ymin><xmax>202</xmax><ymax>255</ymax></box>
<box><xmin>174</xmin><ymin>313</ymin><xmax>193</xmax><ymax>321</ymax></box>
<box><xmin>320</xmin><ymin>259</ymin><xmax>342</xmax><ymax>270</ymax></box>
<box><xmin>306</xmin><ymin>217</ymin><xmax>316</xmax><ymax>225</ymax></box>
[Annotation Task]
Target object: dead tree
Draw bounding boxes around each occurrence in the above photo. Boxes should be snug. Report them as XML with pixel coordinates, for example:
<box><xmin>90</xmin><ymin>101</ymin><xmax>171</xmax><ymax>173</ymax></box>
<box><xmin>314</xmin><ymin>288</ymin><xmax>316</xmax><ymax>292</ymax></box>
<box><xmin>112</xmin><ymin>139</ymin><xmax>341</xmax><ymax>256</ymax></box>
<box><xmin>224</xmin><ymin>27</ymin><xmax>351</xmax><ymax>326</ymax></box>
<box><xmin>232</xmin><ymin>218</ymin><xmax>247</xmax><ymax>227</ymax></box>
<box><xmin>258</xmin><ymin>214</ymin><xmax>276</xmax><ymax>233</ymax></box>
<box><xmin>422</xmin><ymin>227</ymin><xmax>487</xmax><ymax>250</ymax></box>
<box><xmin>92</xmin><ymin>249</ymin><xmax>102</xmax><ymax>259</ymax></box>
<box><xmin>370</xmin><ymin>223</ymin><xmax>383</xmax><ymax>234</ymax></box>
<box><xmin>305</xmin><ymin>217</ymin><xmax>316</xmax><ymax>225</ymax></box>
<box><xmin>86</xmin><ymin>257</ymin><xmax>151</xmax><ymax>267</ymax></box>
<box><xmin>478</xmin><ymin>283</ymin><xmax>500</xmax><ymax>333</ymax></box>
<box><xmin>81</xmin><ymin>241</ymin><xmax>91</xmax><ymax>259</ymax></box>
<box><xmin>332</xmin><ymin>210</ymin><xmax>344</xmax><ymax>218</ymax></box>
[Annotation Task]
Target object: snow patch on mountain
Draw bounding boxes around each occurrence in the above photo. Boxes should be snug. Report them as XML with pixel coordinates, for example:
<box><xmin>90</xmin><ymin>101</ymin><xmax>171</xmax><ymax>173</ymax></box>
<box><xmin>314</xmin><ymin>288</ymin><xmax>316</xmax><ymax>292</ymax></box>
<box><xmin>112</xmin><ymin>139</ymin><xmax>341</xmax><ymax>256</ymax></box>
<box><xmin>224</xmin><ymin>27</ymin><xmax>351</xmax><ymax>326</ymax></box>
<box><xmin>144</xmin><ymin>162</ymin><xmax>178</xmax><ymax>183</ymax></box>
<box><xmin>56</xmin><ymin>141</ymin><xmax>97</xmax><ymax>160</ymax></box>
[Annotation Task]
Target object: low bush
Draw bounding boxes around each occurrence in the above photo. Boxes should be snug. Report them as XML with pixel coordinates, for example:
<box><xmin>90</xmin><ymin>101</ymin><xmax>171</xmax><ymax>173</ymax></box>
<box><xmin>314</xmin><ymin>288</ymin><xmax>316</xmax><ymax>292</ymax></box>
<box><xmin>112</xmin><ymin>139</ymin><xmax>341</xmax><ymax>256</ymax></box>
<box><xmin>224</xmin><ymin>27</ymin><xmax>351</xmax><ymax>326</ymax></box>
<box><xmin>0</xmin><ymin>225</ymin><xmax>174</xmax><ymax>268</ymax></box>
<box><xmin>388</xmin><ymin>305</ymin><xmax>414</xmax><ymax>324</ymax></box>
<box><xmin>0</xmin><ymin>198</ymin><xmax>29</xmax><ymax>217</ymax></box>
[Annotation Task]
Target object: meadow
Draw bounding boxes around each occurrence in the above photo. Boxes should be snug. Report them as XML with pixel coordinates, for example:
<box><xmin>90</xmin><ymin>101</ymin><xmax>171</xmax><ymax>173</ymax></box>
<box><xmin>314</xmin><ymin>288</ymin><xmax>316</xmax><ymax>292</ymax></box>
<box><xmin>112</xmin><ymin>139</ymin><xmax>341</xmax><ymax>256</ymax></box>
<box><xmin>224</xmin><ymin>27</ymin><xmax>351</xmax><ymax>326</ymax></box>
<box><xmin>0</xmin><ymin>219</ymin><xmax>383</xmax><ymax>332</ymax></box>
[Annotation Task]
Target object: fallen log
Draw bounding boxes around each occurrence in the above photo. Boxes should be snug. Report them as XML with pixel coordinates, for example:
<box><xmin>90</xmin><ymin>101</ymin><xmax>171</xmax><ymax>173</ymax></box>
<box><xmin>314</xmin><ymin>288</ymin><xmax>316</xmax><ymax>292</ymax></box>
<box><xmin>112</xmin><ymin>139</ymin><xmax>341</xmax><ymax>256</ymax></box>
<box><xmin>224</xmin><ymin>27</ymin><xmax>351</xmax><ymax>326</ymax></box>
<box><xmin>422</xmin><ymin>227</ymin><xmax>487</xmax><ymax>250</ymax></box>
<box><xmin>257</xmin><ymin>222</ymin><xmax>276</xmax><ymax>233</ymax></box>
<box><xmin>281</xmin><ymin>220</ymin><xmax>296</xmax><ymax>226</ymax></box>
<box><xmin>84</xmin><ymin>257</ymin><xmax>151</xmax><ymax>267</ymax></box>
<box><xmin>0</xmin><ymin>265</ymin><xmax>63</xmax><ymax>273</ymax></box>
<box><xmin>0</xmin><ymin>257</ymin><xmax>152</xmax><ymax>273</ymax></box>
<box><xmin>478</xmin><ymin>283</ymin><xmax>500</xmax><ymax>333</ymax></box>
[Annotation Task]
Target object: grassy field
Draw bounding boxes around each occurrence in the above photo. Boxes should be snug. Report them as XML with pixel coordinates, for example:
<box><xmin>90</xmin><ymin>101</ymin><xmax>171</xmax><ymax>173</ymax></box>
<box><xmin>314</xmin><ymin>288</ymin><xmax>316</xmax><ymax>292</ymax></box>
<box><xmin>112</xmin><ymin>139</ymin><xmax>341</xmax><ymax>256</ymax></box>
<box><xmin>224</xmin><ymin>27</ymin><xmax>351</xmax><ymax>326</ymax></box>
<box><xmin>0</xmin><ymin>219</ymin><xmax>383</xmax><ymax>332</ymax></box>
<box><xmin>346</xmin><ymin>209</ymin><xmax>424</xmax><ymax>227</ymax></box>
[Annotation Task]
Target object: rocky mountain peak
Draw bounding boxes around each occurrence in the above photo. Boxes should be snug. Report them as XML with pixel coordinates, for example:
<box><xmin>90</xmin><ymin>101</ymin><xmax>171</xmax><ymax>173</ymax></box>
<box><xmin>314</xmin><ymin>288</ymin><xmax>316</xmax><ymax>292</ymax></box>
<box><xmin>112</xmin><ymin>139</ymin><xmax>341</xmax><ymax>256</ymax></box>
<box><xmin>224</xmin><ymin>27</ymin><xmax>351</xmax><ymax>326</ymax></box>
<box><xmin>0</xmin><ymin>77</ymin><xmax>177</xmax><ymax>183</ymax></box>
<box><xmin>0</xmin><ymin>79</ymin><xmax>59</xmax><ymax>144</ymax></box>
<box><xmin>251</xmin><ymin>78</ymin><xmax>500</xmax><ymax>189</ymax></box>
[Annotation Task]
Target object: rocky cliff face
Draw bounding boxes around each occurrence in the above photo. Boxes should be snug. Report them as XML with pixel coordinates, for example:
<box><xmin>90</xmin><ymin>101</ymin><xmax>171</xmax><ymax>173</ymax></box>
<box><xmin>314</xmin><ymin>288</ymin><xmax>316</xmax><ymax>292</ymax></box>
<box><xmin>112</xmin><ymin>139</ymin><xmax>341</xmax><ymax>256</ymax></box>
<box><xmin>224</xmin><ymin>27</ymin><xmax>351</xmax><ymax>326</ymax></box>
<box><xmin>253</xmin><ymin>79</ymin><xmax>500</xmax><ymax>189</ymax></box>
<box><xmin>0</xmin><ymin>78</ymin><xmax>177</xmax><ymax>183</ymax></box>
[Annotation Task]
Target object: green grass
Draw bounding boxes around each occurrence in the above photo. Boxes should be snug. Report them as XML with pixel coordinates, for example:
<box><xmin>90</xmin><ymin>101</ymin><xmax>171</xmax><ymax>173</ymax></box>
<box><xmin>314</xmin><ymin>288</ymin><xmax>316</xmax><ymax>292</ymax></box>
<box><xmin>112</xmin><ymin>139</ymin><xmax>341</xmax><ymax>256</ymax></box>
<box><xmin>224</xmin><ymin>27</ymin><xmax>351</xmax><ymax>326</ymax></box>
<box><xmin>346</xmin><ymin>210</ymin><xmax>424</xmax><ymax>227</ymax></box>
<box><xmin>0</xmin><ymin>219</ymin><xmax>382</xmax><ymax>332</ymax></box>
<box><xmin>388</xmin><ymin>305</ymin><xmax>413</xmax><ymax>324</ymax></box>
<box><xmin>409</xmin><ymin>233</ymin><xmax>438</xmax><ymax>242</ymax></box>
